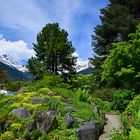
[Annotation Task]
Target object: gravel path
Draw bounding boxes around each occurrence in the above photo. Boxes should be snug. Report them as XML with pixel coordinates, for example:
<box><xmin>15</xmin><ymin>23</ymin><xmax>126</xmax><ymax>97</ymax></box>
<box><xmin>99</xmin><ymin>114</ymin><xmax>122</xmax><ymax>140</ymax></box>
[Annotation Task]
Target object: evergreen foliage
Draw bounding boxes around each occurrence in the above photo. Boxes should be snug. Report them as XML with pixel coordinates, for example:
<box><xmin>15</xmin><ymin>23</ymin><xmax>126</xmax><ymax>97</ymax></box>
<box><xmin>28</xmin><ymin>23</ymin><xmax>77</xmax><ymax>79</ymax></box>
<box><xmin>90</xmin><ymin>0</ymin><xmax>139</xmax><ymax>83</ymax></box>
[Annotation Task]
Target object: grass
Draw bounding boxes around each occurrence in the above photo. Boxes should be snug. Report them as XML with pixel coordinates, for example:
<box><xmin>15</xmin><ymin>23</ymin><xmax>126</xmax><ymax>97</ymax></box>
<box><xmin>0</xmin><ymin>87</ymin><xmax>109</xmax><ymax>139</ymax></box>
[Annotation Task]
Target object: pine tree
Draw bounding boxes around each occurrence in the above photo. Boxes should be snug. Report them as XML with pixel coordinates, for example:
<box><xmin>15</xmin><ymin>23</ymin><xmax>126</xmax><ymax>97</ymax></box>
<box><xmin>90</xmin><ymin>0</ymin><xmax>139</xmax><ymax>84</ymax></box>
<box><xmin>28</xmin><ymin>23</ymin><xmax>77</xmax><ymax>79</ymax></box>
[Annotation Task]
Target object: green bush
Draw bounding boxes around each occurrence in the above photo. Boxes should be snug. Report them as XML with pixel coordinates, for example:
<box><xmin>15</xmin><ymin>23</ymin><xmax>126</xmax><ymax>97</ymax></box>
<box><xmin>1</xmin><ymin>131</ymin><xmax>14</xmax><ymax>140</ymax></box>
<box><xmin>122</xmin><ymin>95</ymin><xmax>140</xmax><ymax>136</ymax></box>
<box><xmin>69</xmin><ymin>74</ymin><xmax>96</xmax><ymax>92</ymax></box>
<box><xmin>33</xmin><ymin>129</ymin><xmax>42</xmax><ymax>139</ymax></box>
<box><xmin>47</xmin><ymin>98</ymin><xmax>61</xmax><ymax>110</ymax></box>
<box><xmin>5</xmin><ymin>80</ymin><xmax>25</xmax><ymax>92</ymax></box>
<box><xmin>102</xmin><ymin>25</ymin><xmax>140</xmax><ymax>90</ymax></box>
<box><xmin>89</xmin><ymin>97</ymin><xmax>111</xmax><ymax>113</ymax></box>
<box><xmin>53</xmin><ymin>88</ymin><xmax>74</xmax><ymax>99</ymax></box>
<box><xmin>27</xmin><ymin>74</ymin><xmax>70</xmax><ymax>91</ymax></box>
<box><xmin>112</xmin><ymin>89</ymin><xmax>135</xmax><ymax>112</ymax></box>
<box><xmin>93</xmin><ymin>88</ymin><xmax>116</xmax><ymax>102</ymax></box>
<box><xmin>75</xmin><ymin>89</ymin><xmax>89</xmax><ymax>103</ymax></box>
<box><xmin>109</xmin><ymin>129</ymin><xmax>126</xmax><ymax>140</ymax></box>
<box><xmin>129</xmin><ymin>127</ymin><xmax>140</xmax><ymax>140</ymax></box>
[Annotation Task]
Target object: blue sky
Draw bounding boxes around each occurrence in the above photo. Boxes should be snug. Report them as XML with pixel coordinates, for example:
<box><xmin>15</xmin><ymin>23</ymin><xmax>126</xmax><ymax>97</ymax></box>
<box><xmin>0</xmin><ymin>0</ymin><xmax>108</xmax><ymax>63</ymax></box>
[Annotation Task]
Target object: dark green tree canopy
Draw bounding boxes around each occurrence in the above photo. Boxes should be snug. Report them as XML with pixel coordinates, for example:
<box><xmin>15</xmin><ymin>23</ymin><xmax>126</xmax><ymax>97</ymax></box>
<box><xmin>28</xmin><ymin>23</ymin><xmax>77</xmax><ymax>79</ymax></box>
<box><xmin>90</xmin><ymin>0</ymin><xmax>139</xmax><ymax>83</ymax></box>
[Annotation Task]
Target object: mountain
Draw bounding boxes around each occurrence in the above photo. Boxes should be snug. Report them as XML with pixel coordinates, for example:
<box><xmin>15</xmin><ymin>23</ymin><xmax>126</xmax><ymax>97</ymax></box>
<box><xmin>0</xmin><ymin>54</ymin><xmax>32</xmax><ymax>80</ymax></box>
<box><xmin>0</xmin><ymin>54</ymin><xmax>93</xmax><ymax>80</ymax></box>
<box><xmin>76</xmin><ymin>60</ymin><xmax>93</xmax><ymax>75</ymax></box>
<box><xmin>77</xmin><ymin>67</ymin><xmax>93</xmax><ymax>75</ymax></box>
<box><xmin>0</xmin><ymin>54</ymin><xmax>28</xmax><ymax>72</ymax></box>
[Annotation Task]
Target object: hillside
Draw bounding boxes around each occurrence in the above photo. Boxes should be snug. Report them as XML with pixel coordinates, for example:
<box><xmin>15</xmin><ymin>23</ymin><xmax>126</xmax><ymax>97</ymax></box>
<box><xmin>0</xmin><ymin>62</ymin><xmax>32</xmax><ymax>80</ymax></box>
<box><xmin>78</xmin><ymin>67</ymin><xmax>93</xmax><ymax>75</ymax></box>
<box><xmin>0</xmin><ymin>87</ymin><xmax>110</xmax><ymax>139</ymax></box>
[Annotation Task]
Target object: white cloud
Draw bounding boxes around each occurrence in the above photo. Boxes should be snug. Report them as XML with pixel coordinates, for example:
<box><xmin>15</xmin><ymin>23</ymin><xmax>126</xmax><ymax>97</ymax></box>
<box><xmin>0</xmin><ymin>35</ymin><xmax>35</xmax><ymax>62</ymax></box>
<box><xmin>73</xmin><ymin>52</ymin><xmax>88</xmax><ymax>64</ymax></box>
<box><xmin>0</xmin><ymin>0</ymin><xmax>104</xmax><ymax>61</ymax></box>
<box><xmin>0</xmin><ymin>0</ymin><xmax>84</xmax><ymax>34</ymax></box>
<box><xmin>0</xmin><ymin>0</ymin><xmax>48</xmax><ymax>32</ymax></box>
<box><xmin>73</xmin><ymin>52</ymin><xmax>79</xmax><ymax>57</ymax></box>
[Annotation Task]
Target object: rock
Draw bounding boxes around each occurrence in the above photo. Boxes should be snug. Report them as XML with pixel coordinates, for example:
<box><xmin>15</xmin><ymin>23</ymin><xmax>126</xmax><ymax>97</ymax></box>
<box><xmin>36</xmin><ymin>110</ymin><xmax>58</xmax><ymax>134</ymax></box>
<box><xmin>61</xmin><ymin>98</ymin><xmax>73</xmax><ymax>104</ymax></box>
<box><xmin>46</xmin><ymin>110</ymin><xmax>59</xmax><ymax>116</ymax></box>
<box><xmin>48</xmin><ymin>92</ymin><xmax>57</xmax><ymax>96</ymax></box>
<box><xmin>17</xmin><ymin>87</ymin><xmax>27</xmax><ymax>93</ymax></box>
<box><xmin>29</xmin><ymin>97</ymin><xmax>48</xmax><ymax>104</ymax></box>
<box><xmin>65</xmin><ymin>113</ymin><xmax>74</xmax><ymax>128</ymax></box>
<box><xmin>65</xmin><ymin>106</ymin><xmax>78</xmax><ymax>112</ymax></box>
<box><xmin>12</xmin><ymin>107</ymin><xmax>31</xmax><ymax>119</ymax></box>
<box><xmin>93</xmin><ymin>105</ymin><xmax>100</xmax><ymax>116</ymax></box>
<box><xmin>0</xmin><ymin>90</ymin><xmax>14</xmax><ymax>96</ymax></box>
<box><xmin>77</xmin><ymin>120</ymin><xmax>100</xmax><ymax>140</ymax></box>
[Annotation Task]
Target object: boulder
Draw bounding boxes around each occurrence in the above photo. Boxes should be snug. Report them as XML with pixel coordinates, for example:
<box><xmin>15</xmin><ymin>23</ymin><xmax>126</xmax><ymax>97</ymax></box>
<box><xmin>36</xmin><ymin>110</ymin><xmax>58</xmax><ymax>134</ymax></box>
<box><xmin>77</xmin><ymin>120</ymin><xmax>100</xmax><ymax>140</ymax></box>
<box><xmin>65</xmin><ymin>106</ymin><xmax>78</xmax><ymax>112</ymax></box>
<box><xmin>61</xmin><ymin>98</ymin><xmax>73</xmax><ymax>104</ymax></box>
<box><xmin>65</xmin><ymin>113</ymin><xmax>74</xmax><ymax>128</ymax></box>
<box><xmin>0</xmin><ymin>90</ymin><xmax>14</xmax><ymax>96</ymax></box>
<box><xmin>12</xmin><ymin>107</ymin><xmax>31</xmax><ymax>119</ymax></box>
<box><xmin>29</xmin><ymin>97</ymin><xmax>48</xmax><ymax>104</ymax></box>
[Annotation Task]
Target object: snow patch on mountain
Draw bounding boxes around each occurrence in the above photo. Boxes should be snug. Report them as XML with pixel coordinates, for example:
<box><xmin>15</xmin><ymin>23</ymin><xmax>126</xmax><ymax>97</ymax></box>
<box><xmin>0</xmin><ymin>54</ymin><xmax>28</xmax><ymax>73</ymax></box>
<box><xmin>76</xmin><ymin>59</ymin><xmax>92</xmax><ymax>72</ymax></box>
<box><xmin>0</xmin><ymin>54</ymin><xmax>92</xmax><ymax>73</ymax></box>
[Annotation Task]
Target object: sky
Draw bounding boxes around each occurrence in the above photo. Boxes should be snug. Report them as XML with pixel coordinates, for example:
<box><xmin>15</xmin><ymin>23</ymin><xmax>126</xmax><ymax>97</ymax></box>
<box><xmin>0</xmin><ymin>0</ymin><xmax>109</xmax><ymax>63</ymax></box>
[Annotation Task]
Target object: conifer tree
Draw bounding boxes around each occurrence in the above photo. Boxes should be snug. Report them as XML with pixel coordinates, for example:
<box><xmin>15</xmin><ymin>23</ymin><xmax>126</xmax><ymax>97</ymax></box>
<box><xmin>90</xmin><ymin>0</ymin><xmax>139</xmax><ymax>84</ymax></box>
<box><xmin>28</xmin><ymin>23</ymin><xmax>77</xmax><ymax>79</ymax></box>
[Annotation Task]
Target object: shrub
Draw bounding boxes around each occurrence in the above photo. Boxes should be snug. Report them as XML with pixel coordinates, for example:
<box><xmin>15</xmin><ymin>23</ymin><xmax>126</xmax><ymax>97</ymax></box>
<box><xmin>1</xmin><ymin>131</ymin><xmax>14</xmax><ymax>140</ymax></box>
<box><xmin>102</xmin><ymin>25</ymin><xmax>140</xmax><ymax>90</ymax></box>
<box><xmin>47</xmin><ymin>98</ymin><xmax>61</xmax><ymax>110</ymax></box>
<box><xmin>69</xmin><ymin>74</ymin><xmax>96</xmax><ymax>92</ymax></box>
<box><xmin>75</xmin><ymin>89</ymin><xmax>89</xmax><ymax>103</ymax></box>
<box><xmin>53</xmin><ymin>88</ymin><xmax>74</xmax><ymax>99</ymax></box>
<box><xmin>5</xmin><ymin>80</ymin><xmax>25</xmax><ymax>92</ymax></box>
<box><xmin>27</xmin><ymin>74</ymin><xmax>69</xmax><ymax>91</ymax></box>
<box><xmin>122</xmin><ymin>95</ymin><xmax>140</xmax><ymax>135</ymax></box>
<box><xmin>93</xmin><ymin>88</ymin><xmax>116</xmax><ymax>102</ymax></box>
<box><xmin>112</xmin><ymin>89</ymin><xmax>135</xmax><ymax>112</ymax></box>
<box><xmin>109</xmin><ymin>128</ymin><xmax>126</xmax><ymax>140</ymax></box>
<box><xmin>129</xmin><ymin>127</ymin><xmax>140</xmax><ymax>140</ymax></box>
<box><xmin>33</xmin><ymin>129</ymin><xmax>42</xmax><ymax>139</ymax></box>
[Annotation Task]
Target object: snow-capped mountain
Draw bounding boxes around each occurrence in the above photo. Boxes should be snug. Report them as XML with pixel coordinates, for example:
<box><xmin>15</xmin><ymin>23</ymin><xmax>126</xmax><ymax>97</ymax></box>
<box><xmin>0</xmin><ymin>54</ymin><xmax>28</xmax><ymax>73</ymax></box>
<box><xmin>0</xmin><ymin>54</ymin><xmax>92</xmax><ymax>74</ymax></box>
<box><xmin>76</xmin><ymin>60</ymin><xmax>92</xmax><ymax>72</ymax></box>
